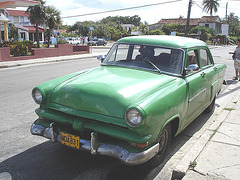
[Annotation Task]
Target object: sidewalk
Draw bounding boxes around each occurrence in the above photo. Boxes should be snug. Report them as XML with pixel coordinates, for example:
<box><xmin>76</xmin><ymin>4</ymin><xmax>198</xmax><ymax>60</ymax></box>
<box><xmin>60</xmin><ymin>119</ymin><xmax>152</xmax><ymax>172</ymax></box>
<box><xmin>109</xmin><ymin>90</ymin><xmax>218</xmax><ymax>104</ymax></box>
<box><xmin>172</xmin><ymin>81</ymin><xmax>240</xmax><ymax>180</ymax></box>
<box><xmin>0</xmin><ymin>53</ymin><xmax>98</xmax><ymax>68</ymax></box>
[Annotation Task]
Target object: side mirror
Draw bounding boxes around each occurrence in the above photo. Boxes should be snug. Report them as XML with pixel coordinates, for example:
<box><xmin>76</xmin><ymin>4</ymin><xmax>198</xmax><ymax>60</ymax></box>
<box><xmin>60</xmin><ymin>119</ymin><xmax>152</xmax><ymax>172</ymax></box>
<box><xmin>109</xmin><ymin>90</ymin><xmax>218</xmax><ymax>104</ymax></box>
<box><xmin>97</xmin><ymin>55</ymin><xmax>105</xmax><ymax>62</ymax></box>
<box><xmin>184</xmin><ymin>64</ymin><xmax>199</xmax><ymax>75</ymax></box>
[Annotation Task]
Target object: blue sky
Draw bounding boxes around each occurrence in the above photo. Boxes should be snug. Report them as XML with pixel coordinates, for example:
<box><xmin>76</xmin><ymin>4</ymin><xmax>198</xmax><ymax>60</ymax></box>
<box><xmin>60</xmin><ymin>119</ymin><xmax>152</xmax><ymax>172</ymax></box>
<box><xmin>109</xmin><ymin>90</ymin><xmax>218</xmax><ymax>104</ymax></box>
<box><xmin>44</xmin><ymin>0</ymin><xmax>240</xmax><ymax>25</ymax></box>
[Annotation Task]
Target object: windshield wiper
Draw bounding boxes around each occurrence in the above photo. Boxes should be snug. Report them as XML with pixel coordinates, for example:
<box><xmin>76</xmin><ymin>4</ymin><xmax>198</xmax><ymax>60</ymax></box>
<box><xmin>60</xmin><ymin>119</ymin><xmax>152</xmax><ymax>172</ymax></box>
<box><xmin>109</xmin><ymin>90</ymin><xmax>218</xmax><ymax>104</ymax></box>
<box><xmin>142</xmin><ymin>58</ymin><xmax>161</xmax><ymax>74</ymax></box>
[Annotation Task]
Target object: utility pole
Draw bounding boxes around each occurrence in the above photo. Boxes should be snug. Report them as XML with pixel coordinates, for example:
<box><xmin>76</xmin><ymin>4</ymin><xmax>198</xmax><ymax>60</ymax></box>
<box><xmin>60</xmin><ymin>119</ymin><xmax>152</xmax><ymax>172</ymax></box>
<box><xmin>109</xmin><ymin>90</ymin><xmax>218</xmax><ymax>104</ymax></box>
<box><xmin>225</xmin><ymin>2</ymin><xmax>228</xmax><ymax>22</ymax></box>
<box><xmin>185</xmin><ymin>0</ymin><xmax>192</xmax><ymax>37</ymax></box>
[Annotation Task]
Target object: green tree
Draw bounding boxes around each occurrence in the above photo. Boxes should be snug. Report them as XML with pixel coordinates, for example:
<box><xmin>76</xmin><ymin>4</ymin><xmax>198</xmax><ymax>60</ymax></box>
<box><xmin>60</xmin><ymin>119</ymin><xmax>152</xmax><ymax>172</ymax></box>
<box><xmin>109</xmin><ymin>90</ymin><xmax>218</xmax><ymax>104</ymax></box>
<box><xmin>93</xmin><ymin>23</ymin><xmax>109</xmax><ymax>38</ymax></box>
<box><xmin>202</xmin><ymin>0</ymin><xmax>220</xmax><ymax>16</ymax></box>
<box><xmin>139</xmin><ymin>23</ymin><xmax>148</xmax><ymax>35</ymax></box>
<box><xmin>228</xmin><ymin>12</ymin><xmax>240</xmax><ymax>36</ymax></box>
<box><xmin>8</xmin><ymin>23</ymin><xmax>19</xmax><ymax>41</ymax></box>
<box><xmin>26</xmin><ymin>0</ymin><xmax>45</xmax><ymax>48</ymax></box>
<box><xmin>45</xmin><ymin>6</ymin><xmax>61</xmax><ymax>47</ymax></box>
<box><xmin>189</xmin><ymin>25</ymin><xmax>215</xmax><ymax>35</ymax></box>
<box><xmin>130</xmin><ymin>15</ymin><xmax>141</xmax><ymax>26</ymax></box>
<box><xmin>70</xmin><ymin>21</ymin><xmax>94</xmax><ymax>36</ymax></box>
<box><xmin>161</xmin><ymin>23</ymin><xmax>185</xmax><ymax>35</ymax></box>
<box><xmin>100</xmin><ymin>15</ymin><xmax>141</xmax><ymax>26</ymax></box>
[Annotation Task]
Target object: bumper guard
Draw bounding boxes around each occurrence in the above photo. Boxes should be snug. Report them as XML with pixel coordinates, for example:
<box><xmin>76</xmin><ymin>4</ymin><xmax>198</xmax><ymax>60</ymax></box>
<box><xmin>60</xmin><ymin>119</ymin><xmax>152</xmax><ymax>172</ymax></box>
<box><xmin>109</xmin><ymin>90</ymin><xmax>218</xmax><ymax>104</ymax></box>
<box><xmin>30</xmin><ymin>122</ymin><xmax>159</xmax><ymax>165</ymax></box>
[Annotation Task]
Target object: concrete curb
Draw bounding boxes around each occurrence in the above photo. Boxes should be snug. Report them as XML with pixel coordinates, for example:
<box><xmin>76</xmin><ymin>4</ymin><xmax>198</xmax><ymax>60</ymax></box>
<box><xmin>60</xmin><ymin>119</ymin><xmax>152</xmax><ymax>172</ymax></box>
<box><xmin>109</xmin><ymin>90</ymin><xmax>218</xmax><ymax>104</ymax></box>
<box><xmin>0</xmin><ymin>53</ymin><xmax>98</xmax><ymax>69</ymax></box>
<box><xmin>171</xmin><ymin>82</ymin><xmax>240</xmax><ymax>179</ymax></box>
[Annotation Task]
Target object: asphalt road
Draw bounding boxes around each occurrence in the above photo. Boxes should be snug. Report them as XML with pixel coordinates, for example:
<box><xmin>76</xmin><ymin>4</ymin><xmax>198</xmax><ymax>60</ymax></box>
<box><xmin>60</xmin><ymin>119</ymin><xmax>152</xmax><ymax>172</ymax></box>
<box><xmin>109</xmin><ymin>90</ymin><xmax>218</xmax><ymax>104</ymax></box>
<box><xmin>0</xmin><ymin>45</ymin><xmax>236</xmax><ymax>180</ymax></box>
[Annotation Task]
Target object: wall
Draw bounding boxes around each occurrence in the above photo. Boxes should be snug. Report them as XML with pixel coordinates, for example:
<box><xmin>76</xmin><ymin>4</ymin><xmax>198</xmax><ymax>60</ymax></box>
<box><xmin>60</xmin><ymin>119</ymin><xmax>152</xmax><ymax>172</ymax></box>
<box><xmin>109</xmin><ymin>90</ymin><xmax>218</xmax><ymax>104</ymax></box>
<box><xmin>0</xmin><ymin>44</ymin><xmax>90</xmax><ymax>62</ymax></box>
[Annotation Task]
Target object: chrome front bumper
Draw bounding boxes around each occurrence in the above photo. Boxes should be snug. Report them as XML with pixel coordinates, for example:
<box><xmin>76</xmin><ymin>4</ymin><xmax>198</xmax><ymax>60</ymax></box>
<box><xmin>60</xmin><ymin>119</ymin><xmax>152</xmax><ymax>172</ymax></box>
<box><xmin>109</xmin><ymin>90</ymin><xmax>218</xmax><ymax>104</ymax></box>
<box><xmin>30</xmin><ymin>123</ymin><xmax>159</xmax><ymax>165</ymax></box>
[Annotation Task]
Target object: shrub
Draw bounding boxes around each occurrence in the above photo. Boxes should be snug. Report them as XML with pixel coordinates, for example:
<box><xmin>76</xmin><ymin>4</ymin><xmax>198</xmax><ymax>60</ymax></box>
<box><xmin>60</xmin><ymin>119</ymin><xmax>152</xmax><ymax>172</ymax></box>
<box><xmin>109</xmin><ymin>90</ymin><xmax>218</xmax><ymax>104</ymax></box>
<box><xmin>57</xmin><ymin>39</ymin><xmax>68</xmax><ymax>44</ymax></box>
<box><xmin>176</xmin><ymin>32</ymin><xmax>185</xmax><ymax>37</ymax></box>
<box><xmin>7</xmin><ymin>41</ymin><xmax>34</xmax><ymax>57</ymax></box>
<box><xmin>189</xmin><ymin>26</ymin><xmax>215</xmax><ymax>36</ymax></box>
<box><xmin>200</xmin><ymin>32</ymin><xmax>211</xmax><ymax>42</ymax></box>
<box><xmin>147</xmin><ymin>29</ymin><xmax>165</xmax><ymax>35</ymax></box>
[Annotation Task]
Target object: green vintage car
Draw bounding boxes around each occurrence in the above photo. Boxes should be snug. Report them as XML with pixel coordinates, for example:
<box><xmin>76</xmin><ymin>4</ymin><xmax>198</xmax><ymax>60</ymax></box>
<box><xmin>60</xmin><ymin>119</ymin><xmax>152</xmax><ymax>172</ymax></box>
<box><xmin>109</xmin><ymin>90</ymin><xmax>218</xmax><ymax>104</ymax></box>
<box><xmin>31</xmin><ymin>35</ymin><xmax>226</xmax><ymax>166</ymax></box>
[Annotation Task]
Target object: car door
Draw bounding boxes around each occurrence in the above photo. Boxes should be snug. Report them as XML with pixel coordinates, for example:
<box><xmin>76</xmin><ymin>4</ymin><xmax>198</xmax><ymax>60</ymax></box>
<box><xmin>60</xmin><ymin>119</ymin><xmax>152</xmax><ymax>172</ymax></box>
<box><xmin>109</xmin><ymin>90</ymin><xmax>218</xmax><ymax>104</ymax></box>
<box><xmin>185</xmin><ymin>49</ymin><xmax>208</xmax><ymax>123</ymax></box>
<box><xmin>199</xmin><ymin>48</ymin><xmax>223</xmax><ymax>104</ymax></box>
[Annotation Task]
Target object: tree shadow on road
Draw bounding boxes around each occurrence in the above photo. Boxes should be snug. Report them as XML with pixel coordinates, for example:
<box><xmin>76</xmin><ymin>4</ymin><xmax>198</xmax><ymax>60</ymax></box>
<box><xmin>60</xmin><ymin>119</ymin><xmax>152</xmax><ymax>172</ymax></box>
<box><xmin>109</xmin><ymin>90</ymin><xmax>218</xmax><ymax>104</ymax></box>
<box><xmin>0</xmin><ymin>141</ymin><xmax>121</xmax><ymax>180</ymax></box>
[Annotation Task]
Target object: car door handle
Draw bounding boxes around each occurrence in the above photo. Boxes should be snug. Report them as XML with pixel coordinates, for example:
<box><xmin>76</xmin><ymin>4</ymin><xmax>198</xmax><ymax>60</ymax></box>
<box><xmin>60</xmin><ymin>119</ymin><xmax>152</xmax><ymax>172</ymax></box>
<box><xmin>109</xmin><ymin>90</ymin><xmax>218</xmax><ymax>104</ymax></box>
<box><xmin>213</xmin><ymin>67</ymin><xmax>218</xmax><ymax>71</ymax></box>
<box><xmin>201</xmin><ymin>72</ymin><xmax>206</xmax><ymax>78</ymax></box>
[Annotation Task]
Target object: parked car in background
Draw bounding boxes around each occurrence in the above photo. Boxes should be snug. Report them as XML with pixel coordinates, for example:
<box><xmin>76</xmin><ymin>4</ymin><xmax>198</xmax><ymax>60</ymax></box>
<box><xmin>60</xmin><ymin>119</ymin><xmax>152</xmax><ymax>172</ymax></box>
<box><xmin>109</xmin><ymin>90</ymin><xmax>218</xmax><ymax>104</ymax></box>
<box><xmin>67</xmin><ymin>37</ymin><xmax>81</xmax><ymax>45</ymax></box>
<box><xmin>31</xmin><ymin>35</ymin><xmax>226</xmax><ymax>167</ymax></box>
<box><xmin>43</xmin><ymin>40</ymin><xmax>51</xmax><ymax>45</ymax></box>
<box><xmin>87</xmin><ymin>38</ymin><xmax>107</xmax><ymax>46</ymax></box>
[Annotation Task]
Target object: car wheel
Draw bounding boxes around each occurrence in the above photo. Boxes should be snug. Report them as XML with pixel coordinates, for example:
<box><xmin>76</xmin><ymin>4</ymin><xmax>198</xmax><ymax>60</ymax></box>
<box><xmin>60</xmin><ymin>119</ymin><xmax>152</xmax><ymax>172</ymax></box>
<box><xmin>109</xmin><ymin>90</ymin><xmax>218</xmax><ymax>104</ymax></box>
<box><xmin>205</xmin><ymin>96</ymin><xmax>216</xmax><ymax>113</ymax></box>
<box><xmin>143</xmin><ymin>123</ymin><xmax>172</xmax><ymax>168</ymax></box>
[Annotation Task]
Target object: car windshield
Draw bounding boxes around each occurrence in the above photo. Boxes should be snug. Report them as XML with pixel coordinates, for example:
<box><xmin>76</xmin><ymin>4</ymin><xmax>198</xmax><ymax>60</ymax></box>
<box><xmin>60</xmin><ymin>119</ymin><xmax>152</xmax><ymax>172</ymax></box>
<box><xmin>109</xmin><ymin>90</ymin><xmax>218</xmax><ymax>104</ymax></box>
<box><xmin>102</xmin><ymin>43</ymin><xmax>184</xmax><ymax>74</ymax></box>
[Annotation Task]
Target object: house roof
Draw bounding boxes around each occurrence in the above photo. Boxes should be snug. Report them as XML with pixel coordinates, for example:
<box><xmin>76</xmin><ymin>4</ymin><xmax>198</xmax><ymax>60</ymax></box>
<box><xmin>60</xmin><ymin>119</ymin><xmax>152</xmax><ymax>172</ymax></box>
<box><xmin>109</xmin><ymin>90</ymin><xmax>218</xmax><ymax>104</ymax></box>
<box><xmin>15</xmin><ymin>25</ymin><xmax>28</xmax><ymax>31</ymax></box>
<box><xmin>199</xmin><ymin>16</ymin><xmax>221</xmax><ymax>23</ymax></box>
<box><xmin>0</xmin><ymin>12</ymin><xmax>11</xmax><ymax>22</ymax></box>
<box><xmin>58</xmin><ymin>29</ymin><xmax>67</xmax><ymax>34</ymax></box>
<box><xmin>157</xmin><ymin>16</ymin><xmax>222</xmax><ymax>26</ymax></box>
<box><xmin>23</xmin><ymin>26</ymin><xmax>45</xmax><ymax>32</ymax></box>
<box><xmin>158</xmin><ymin>18</ymin><xmax>200</xmax><ymax>26</ymax></box>
<box><xmin>0</xmin><ymin>0</ymin><xmax>40</xmax><ymax>8</ymax></box>
<box><xmin>6</xmin><ymin>9</ymin><xmax>29</xmax><ymax>16</ymax></box>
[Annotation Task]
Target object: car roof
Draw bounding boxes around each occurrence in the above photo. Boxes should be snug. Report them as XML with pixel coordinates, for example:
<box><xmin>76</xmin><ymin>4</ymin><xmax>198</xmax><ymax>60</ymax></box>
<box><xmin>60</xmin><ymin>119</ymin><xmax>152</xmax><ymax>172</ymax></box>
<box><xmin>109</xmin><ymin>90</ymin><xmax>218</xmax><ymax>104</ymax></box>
<box><xmin>117</xmin><ymin>35</ymin><xmax>207</xmax><ymax>49</ymax></box>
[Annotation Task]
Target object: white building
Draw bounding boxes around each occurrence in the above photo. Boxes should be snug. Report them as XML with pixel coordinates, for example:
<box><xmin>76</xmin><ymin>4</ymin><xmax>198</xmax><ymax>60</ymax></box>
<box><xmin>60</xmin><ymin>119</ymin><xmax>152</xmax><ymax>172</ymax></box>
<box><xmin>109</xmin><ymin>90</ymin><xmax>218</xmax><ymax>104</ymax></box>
<box><xmin>6</xmin><ymin>9</ymin><xmax>44</xmax><ymax>41</ymax></box>
<box><xmin>0</xmin><ymin>0</ymin><xmax>40</xmax><ymax>42</ymax></box>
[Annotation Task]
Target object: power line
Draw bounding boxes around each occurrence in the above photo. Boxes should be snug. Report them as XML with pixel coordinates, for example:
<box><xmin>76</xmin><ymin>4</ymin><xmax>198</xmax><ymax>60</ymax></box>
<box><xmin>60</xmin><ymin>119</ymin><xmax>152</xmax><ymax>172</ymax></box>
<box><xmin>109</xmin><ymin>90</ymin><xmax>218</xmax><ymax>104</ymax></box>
<box><xmin>62</xmin><ymin>0</ymin><xmax>183</xmax><ymax>19</ymax></box>
<box><xmin>192</xmin><ymin>1</ymin><xmax>209</xmax><ymax>14</ymax></box>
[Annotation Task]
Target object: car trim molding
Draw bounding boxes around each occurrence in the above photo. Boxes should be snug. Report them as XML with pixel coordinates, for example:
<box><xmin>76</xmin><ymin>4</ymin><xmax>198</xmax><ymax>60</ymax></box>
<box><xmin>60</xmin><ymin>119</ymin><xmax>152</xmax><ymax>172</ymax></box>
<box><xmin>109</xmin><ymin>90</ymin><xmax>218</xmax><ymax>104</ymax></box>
<box><xmin>188</xmin><ymin>88</ymin><xmax>207</xmax><ymax>103</ymax></box>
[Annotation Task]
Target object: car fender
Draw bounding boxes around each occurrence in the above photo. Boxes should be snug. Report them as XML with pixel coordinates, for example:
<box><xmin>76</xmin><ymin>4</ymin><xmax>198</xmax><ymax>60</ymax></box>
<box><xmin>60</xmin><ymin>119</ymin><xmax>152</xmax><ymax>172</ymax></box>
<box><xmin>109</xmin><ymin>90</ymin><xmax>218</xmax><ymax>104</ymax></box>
<box><xmin>134</xmin><ymin>78</ymin><xmax>188</xmax><ymax>144</ymax></box>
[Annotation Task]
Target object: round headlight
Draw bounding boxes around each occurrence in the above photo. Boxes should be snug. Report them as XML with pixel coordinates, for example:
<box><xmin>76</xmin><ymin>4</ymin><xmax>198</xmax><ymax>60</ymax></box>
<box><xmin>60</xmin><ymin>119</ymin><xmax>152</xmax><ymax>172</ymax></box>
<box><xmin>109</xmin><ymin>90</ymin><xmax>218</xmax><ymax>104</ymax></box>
<box><xmin>125</xmin><ymin>108</ymin><xmax>142</xmax><ymax>127</ymax></box>
<box><xmin>32</xmin><ymin>89</ymin><xmax>42</xmax><ymax>104</ymax></box>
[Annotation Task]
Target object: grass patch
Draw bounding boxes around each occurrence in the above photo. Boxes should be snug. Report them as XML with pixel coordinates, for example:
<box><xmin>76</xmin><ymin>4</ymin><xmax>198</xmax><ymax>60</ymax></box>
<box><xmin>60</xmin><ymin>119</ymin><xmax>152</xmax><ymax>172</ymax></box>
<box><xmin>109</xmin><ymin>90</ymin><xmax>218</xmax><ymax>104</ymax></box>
<box><xmin>223</xmin><ymin>108</ymin><xmax>235</xmax><ymax>111</ymax></box>
<box><xmin>209</xmin><ymin>128</ymin><xmax>218</xmax><ymax>140</ymax></box>
<box><xmin>189</xmin><ymin>160</ymin><xmax>197</xmax><ymax>169</ymax></box>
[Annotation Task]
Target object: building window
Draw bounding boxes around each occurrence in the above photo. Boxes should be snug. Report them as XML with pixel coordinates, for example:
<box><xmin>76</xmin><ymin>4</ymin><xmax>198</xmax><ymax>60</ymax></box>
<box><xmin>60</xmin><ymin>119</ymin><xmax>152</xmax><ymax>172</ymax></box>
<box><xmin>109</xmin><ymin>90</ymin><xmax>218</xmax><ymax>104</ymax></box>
<box><xmin>20</xmin><ymin>16</ymin><xmax>24</xmax><ymax>23</ymax></box>
<box><xmin>13</xmin><ymin>16</ymin><xmax>19</xmax><ymax>23</ymax></box>
<box><xmin>29</xmin><ymin>33</ymin><xmax>33</xmax><ymax>41</ymax></box>
<box><xmin>21</xmin><ymin>32</ymin><xmax>26</xmax><ymax>40</ymax></box>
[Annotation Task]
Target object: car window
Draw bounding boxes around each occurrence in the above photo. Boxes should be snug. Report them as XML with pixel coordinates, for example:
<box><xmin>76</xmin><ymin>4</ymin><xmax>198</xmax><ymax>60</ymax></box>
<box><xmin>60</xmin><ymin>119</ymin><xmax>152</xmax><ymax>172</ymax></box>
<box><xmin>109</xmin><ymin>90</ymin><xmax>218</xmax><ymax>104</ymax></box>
<box><xmin>200</xmin><ymin>48</ymin><xmax>212</xmax><ymax>67</ymax></box>
<box><xmin>103</xmin><ymin>43</ymin><xmax>184</xmax><ymax>74</ymax></box>
<box><xmin>186</xmin><ymin>50</ymin><xmax>199</xmax><ymax>71</ymax></box>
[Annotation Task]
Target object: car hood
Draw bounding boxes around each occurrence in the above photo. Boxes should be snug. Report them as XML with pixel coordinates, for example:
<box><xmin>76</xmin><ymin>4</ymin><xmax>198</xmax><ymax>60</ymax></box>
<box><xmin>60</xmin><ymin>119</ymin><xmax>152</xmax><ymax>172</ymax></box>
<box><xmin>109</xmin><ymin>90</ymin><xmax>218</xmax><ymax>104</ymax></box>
<box><xmin>50</xmin><ymin>66</ymin><xmax>176</xmax><ymax>118</ymax></box>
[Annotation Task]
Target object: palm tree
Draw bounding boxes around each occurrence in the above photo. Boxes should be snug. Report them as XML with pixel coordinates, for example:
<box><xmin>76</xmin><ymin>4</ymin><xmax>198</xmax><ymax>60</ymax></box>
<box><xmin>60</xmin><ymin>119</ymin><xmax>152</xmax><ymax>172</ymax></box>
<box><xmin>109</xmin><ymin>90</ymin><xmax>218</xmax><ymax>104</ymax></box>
<box><xmin>202</xmin><ymin>0</ymin><xmax>220</xmax><ymax>16</ymax></box>
<box><xmin>45</xmin><ymin>6</ymin><xmax>61</xmax><ymax>48</ymax></box>
<box><xmin>139</xmin><ymin>23</ymin><xmax>148</xmax><ymax>35</ymax></box>
<box><xmin>26</xmin><ymin>0</ymin><xmax>45</xmax><ymax>48</ymax></box>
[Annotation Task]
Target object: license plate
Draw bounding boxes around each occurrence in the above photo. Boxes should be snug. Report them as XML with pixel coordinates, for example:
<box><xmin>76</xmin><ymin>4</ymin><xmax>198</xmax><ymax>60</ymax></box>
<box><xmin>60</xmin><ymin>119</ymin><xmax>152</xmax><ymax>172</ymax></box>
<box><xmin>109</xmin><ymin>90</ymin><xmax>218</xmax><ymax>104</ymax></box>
<box><xmin>61</xmin><ymin>132</ymin><xmax>80</xmax><ymax>149</ymax></box>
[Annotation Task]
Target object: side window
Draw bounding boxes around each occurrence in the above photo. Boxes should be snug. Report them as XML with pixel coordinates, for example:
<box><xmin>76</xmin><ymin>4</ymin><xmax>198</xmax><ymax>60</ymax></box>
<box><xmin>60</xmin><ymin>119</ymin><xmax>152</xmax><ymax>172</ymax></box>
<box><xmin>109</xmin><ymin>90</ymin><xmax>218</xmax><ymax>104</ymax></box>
<box><xmin>200</xmin><ymin>49</ymin><xmax>212</xmax><ymax>67</ymax></box>
<box><xmin>186</xmin><ymin>50</ymin><xmax>199</xmax><ymax>69</ymax></box>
